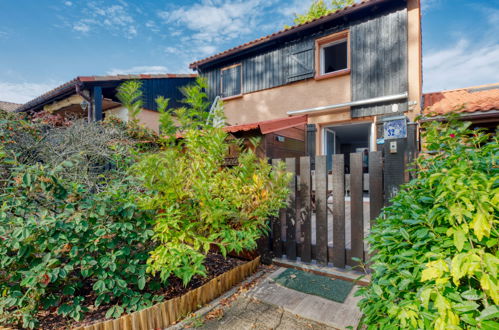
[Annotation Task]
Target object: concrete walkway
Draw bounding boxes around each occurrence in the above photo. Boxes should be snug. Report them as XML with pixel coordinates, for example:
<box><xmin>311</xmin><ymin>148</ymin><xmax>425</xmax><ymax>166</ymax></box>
<box><xmin>174</xmin><ymin>266</ymin><xmax>363</xmax><ymax>330</ymax></box>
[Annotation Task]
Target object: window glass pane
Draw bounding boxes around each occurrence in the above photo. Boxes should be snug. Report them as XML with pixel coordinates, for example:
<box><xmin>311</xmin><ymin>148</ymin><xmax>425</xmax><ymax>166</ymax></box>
<box><xmin>221</xmin><ymin>65</ymin><xmax>241</xmax><ymax>97</ymax></box>
<box><xmin>322</xmin><ymin>40</ymin><xmax>347</xmax><ymax>74</ymax></box>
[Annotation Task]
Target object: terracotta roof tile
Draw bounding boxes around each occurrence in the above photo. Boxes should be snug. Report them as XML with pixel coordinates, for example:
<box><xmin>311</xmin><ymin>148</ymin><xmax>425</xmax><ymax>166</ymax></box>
<box><xmin>224</xmin><ymin>115</ymin><xmax>308</xmax><ymax>134</ymax></box>
<box><xmin>0</xmin><ymin>100</ymin><xmax>22</xmax><ymax>112</ymax></box>
<box><xmin>423</xmin><ymin>83</ymin><xmax>499</xmax><ymax>116</ymax></box>
<box><xmin>189</xmin><ymin>0</ymin><xmax>385</xmax><ymax>69</ymax></box>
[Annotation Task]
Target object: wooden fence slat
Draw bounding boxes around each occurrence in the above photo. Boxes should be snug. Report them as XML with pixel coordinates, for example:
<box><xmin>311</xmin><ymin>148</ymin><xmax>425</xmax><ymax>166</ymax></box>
<box><xmin>369</xmin><ymin>151</ymin><xmax>383</xmax><ymax>226</ymax></box>
<box><xmin>285</xmin><ymin>158</ymin><xmax>297</xmax><ymax>260</ymax></box>
<box><xmin>271</xmin><ymin>159</ymin><xmax>283</xmax><ymax>258</ymax></box>
<box><xmin>332</xmin><ymin>154</ymin><xmax>346</xmax><ymax>268</ymax></box>
<box><xmin>350</xmin><ymin>153</ymin><xmax>364</xmax><ymax>264</ymax></box>
<box><xmin>299</xmin><ymin>156</ymin><xmax>312</xmax><ymax>262</ymax></box>
<box><xmin>315</xmin><ymin>155</ymin><xmax>328</xmax><ymax>265</ymax></box>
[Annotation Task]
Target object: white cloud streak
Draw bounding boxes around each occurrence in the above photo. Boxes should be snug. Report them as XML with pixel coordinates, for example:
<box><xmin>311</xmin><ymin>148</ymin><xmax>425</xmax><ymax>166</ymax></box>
<box><xmin>106</xmin><ymin>65</ymin><xmax>170</xmax><ymax>75</ymax></box>
<box><xmin>423</xmin><ymin>7</ymin><xmax>499</xmax><ymax>92</ymax></box>
<box><xmin>159</xmin><ymin>0</ymin><xmax>268</xmax><ymax>43</ymax></box>
<box><xmin>0</xmin><ymin>81</ymin><xmax>61</xmax><ymax>104</ymax></box>
<box><xmin>424</xmin><ymin>40</ymin><xmax>499</xmax><ymax>92</ymax></box>
<box><xmin>72</xmin><ymin>2</ymin><xmax>138</xmax><ymax>39</ymax></box>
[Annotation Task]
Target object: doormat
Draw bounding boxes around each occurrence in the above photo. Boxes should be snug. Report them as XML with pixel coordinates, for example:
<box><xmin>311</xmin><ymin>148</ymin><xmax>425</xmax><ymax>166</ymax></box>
<box><xmin>273</xmin><ymin>268</ymin><xmax>354</xmax><ymax>303</ymax></box>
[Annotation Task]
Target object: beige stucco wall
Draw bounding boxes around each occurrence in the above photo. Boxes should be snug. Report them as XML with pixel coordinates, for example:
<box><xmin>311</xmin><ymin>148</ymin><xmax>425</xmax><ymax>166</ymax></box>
<box><xmin>106</xmin><ymin>106</ymin><xmax>128</xmax><ymax>122</ymax></box>
<box><xmin>106</xmin><ymin>106</ymin><xmax>160</xmax><ymax>133</ymax></box>
<box><xmin>137</xmin><ymin>109</ymin><xmax>160</xmax><ymax>133</ymax></box>
<box><xmin>223</xmin><ymin>75</ymin><xmax>351</xmax><ymax>125</ymax></box>
<box><xmin>407</xmin><ymin>0</ymin><xmax>423</xmax><ymax>122</ymax></box>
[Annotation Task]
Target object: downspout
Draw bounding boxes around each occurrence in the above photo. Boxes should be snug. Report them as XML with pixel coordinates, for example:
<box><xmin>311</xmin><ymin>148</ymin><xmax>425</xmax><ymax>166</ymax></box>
<box><xmin>75</xmin><ymin>83</ymin><xmax>93</xmax><ymax>122</ymax></box>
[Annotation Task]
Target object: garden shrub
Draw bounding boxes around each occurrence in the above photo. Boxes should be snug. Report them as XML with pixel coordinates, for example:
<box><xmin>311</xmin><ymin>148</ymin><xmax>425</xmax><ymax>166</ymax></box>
<box><xmin>130</xmin><ymin>77</ymin><xmax>291</xmax><ymax>285</ymax></box>
<box><xmin>0</xmin><ymin>110</ymin><xmax>161</xmax><ymax>328</ymax></box>
<box><xmin>358</xmin><ymin>118</ymin><xmax>498</xmax><ymax>329</ymax></box>
<box><xmin>0</xmin><ymin>109</ymin><xmax>145</xmax><ymax>192</ymax></box>
<box><xmin>0</xmin><ymin>162</ymin><xmax>159</xmax><ymax>328</ymax></box>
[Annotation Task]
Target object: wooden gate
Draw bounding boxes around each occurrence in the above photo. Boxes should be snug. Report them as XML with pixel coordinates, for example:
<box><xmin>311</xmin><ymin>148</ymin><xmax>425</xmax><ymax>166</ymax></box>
<box><xmin>269</xmin><ymin>152</ymin><xmax>384</xmax><ymax>268</ymax></box>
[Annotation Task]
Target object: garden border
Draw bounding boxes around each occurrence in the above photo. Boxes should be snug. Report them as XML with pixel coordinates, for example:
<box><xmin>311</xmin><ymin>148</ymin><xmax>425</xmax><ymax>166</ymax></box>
<box><xmin>73</xmin><ymin>257</ymin><xmax>260</xmax><ymax>330</ymax></box>
<box><xmin>0</xmin><ymin>257</ymin><xmax>260</xmax><ymax>330</ymax></box>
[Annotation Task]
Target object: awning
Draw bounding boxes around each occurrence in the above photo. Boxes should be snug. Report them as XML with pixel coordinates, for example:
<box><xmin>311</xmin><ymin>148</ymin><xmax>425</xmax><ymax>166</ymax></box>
<box><xmin>224</xmin><ymin>115</ymin><xmax>307</xmax><ymax>134</ymax></box>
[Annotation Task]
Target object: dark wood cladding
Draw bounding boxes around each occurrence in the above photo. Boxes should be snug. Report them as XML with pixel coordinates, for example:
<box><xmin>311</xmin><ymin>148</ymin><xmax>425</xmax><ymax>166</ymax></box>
<box><xmin>200</xmin><ymin>1</ymin><xmax>408</xmax><ymax>119</ymax></box>
<box><xmin>351</xmin><ymin>8</ymin><xmax>408</xmax><ymax>117</ymax></box>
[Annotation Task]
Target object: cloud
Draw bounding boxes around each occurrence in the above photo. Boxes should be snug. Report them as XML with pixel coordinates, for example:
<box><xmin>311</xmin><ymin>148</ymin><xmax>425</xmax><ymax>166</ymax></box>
<box><xmin>106</xmin><ymin>65</ymin><xmax>170</xmax><ymax>75</ymax></box>
<box><xmin>157</xmin><ymin>0</ymin><xmax>280</xmax><ymax>66</ymax></box>
<box><xmin>423</xmin><ymin>40</ymin><xmax>499</xmax><ymax>92</ymax></box>
<box><xmin>71</xmin><ymin>2</ymin><xmax>138</xmax><ymax>39</ymax></box>
<box><xmin>0</xmin><ymin>81</ymin><xmax>61</xmax><ymax>104</ymax></box>
<box><xmin>64</xmin><ymin>1</ymin><xmax>73</xmax><ymax>6</ymax></box>
<box><xmin>159</xmin><ymin>0</ymin><xmax>274</xmax><ymax>43</ymax></box>
<box><xmin>423</xmin><ymin>6</ymin><xmax>499</xmax><ymax>92</ymax></box>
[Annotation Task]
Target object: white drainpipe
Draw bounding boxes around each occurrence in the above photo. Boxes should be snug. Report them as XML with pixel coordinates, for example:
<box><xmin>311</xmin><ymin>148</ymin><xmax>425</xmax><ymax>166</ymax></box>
<box><xmin>287</xmin><ymin>92</ymin><xmax>408</xmax><ymax>116</ymax></box>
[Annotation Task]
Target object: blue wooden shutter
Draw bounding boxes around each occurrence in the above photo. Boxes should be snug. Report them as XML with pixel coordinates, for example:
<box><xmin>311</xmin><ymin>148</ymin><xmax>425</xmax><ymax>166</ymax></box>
<box><xmin>286</xmin><ymin>42</ymin><xmax>315</xmax><ymax>83</ymax></box>
<box><xmin>221</xmin><ymin>65</ymin><xmax>242</xmax><ymax>97</ymax></box>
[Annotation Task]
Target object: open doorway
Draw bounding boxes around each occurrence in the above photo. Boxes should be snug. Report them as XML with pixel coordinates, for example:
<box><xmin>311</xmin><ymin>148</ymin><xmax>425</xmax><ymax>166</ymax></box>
<box><xmin>322</xmin><ymin>122</ymin><xmax>372</xmax><ymax>172</ymax></box>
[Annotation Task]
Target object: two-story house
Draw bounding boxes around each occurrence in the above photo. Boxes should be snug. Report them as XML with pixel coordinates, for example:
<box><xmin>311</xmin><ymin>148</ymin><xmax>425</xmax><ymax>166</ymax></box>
<box><xmin>190</xmin><ymin>0</ymin><xmax>422</xmax><ymax>169</ymax></box>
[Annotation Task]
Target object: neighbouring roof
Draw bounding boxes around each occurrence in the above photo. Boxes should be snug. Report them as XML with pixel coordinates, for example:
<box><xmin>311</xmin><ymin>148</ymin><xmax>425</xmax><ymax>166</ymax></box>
<box><xmin>0</xmin><ymin>100</ymin><xmax>22</xmax><ymax>112</ymax></box>
<box><xmin>17</xmin><ymin>74</ymin><xmax>198</xmax><ymax>113</ymax></box>
<box><xmin>423</xmin><ymin>83</ymin><xmax>499</xmax><ymax>116</ymax></box>
<box><xmin>224</xmin><ymin>115</ymin><xmax>307</xmax><ymax>134</ymax></box>
<box><xmin>189</xmin><ymin>0</ymin><xmax>389</xmax><ymax>69</ymax></box>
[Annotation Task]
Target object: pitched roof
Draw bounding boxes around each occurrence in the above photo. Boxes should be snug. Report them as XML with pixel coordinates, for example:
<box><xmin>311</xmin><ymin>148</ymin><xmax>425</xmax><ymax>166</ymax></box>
<box><xmin>0</xmin><ymin>100</ymin><xmax>22</xmax><ymax>112</ymax></box>
<box><xmin>224</xmin><ymin>115</ymin><xmax>307</xmax><ymax>134</ymax></box>
<box><xmin>189</xmin><ymin>0</ymin><xmax>388</xmax><ymax>69</ymax></box>
<box><xmin>423</xmin><ymin>83</ymin><xmax>499</xmax><ymax>116</ymax></box>
<box><xmin>17</xmin><ymin>73</ymin><xmax>197</xmax><ymax>113</ymax></box>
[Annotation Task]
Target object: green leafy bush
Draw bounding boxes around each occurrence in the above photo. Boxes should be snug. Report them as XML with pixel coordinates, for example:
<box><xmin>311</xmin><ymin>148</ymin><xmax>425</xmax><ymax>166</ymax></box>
<box><xmin>0</xmin><ymin>162</ymin><xmax>159</xmax><ymax>328</ymax></box>
<box><xmin>358</xmin><ymin>119</ymin><xmax>498</xmax><ymax>329</ymax></box>
<box><xmin>130</xmin><ymin>78</ymin><xmax>291</xmax><ymax>285</ymax></box>
<box><xmin>0</xmin><ymin>110</ymin><xmax>162</xmax><ymax>328</ymax></box>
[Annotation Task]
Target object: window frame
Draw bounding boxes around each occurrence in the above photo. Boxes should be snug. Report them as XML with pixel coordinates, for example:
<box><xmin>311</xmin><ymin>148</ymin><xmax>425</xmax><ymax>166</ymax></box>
<box><xmin>220</xmin><ymin>63</ymin><xmax>243</xmax><ymax>100</ymax></box>
<box><xmin>315</xmin><ymin>30</ymin><xmax>350</xmax><ymax>80</ymax></box>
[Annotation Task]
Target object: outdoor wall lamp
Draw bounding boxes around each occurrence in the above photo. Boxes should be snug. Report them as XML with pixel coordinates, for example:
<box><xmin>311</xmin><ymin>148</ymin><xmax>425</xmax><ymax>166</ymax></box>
<box><xmin>80</xmin><ymin>99</ymin><xmax>89</xmax><ymax>110</ymax></box>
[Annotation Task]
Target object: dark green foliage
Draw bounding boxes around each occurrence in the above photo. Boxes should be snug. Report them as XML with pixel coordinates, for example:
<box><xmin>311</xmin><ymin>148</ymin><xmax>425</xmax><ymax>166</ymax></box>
<box><xmin>288</xmin><ymin>0</ymin><xmax>355</xmax><ymax>26</ymax></box>
<box><xmin>0</xmin><ymin>163</ymin><xmax>159</xmax><ymax>328</ymax></box>
<box><xmin>0</xmin><ymin>110</ymin><xmax>160</xmax><ymax>328</ymax></box>
<box><xmin>358</xmin><ymin>118</ymin><xmax>498</xmax><ymax>329</ymax></box>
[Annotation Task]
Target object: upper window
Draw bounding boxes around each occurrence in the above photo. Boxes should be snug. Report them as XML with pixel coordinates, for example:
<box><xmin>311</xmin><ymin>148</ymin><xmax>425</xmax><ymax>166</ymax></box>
<box><xmin>315</xmin><ymin>31</ymin><xmax>350</xmax><ymax>79</ymax></box>
<box><xmin>221</xmin><ymin>64</ymin><xmax>242</xmax><ymax>98</ymax></box>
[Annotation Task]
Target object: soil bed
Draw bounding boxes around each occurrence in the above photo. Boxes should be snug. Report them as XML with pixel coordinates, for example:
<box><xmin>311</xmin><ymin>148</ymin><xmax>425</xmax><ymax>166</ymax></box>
<box><xmin>32</xmin><ymin>253</ymin><xmax>245</xmax><ymax>330</ymax></box>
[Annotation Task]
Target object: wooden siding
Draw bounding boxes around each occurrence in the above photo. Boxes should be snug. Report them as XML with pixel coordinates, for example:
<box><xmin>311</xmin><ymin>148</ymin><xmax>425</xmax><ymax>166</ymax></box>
<box><xmin>200</xmin><ymin>2</ymin><xmax>408</xmax><ymax>119</ymax></box>
<box><xmin>350</xmin><ymin>9</ymin><xmax>408</xmax><ymax>118</ymax></box>
<box><xmin>141</xmin><ymin>78</ymin><xmax>195</xmax><ymax>111</ymax></box>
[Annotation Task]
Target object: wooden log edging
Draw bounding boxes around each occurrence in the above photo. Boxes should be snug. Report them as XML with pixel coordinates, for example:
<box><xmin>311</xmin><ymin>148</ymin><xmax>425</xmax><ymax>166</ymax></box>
<box><xmin>0</xmin><ymin>256</ymin><xmax>257</xmax><ymax>330</ymax></box>
<box><xmin>72</xmin><ymin>257</ymin><xmax>260</xmax><ymax>330</ymax></box>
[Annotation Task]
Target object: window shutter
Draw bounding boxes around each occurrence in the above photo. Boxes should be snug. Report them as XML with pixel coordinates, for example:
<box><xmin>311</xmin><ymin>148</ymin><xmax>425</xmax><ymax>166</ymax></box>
<box><xmin>221</xmin><ymin>65</ymin><xmax>241</xmax><ymax>98</ymax></box>
<box><xmin>286</xmin><ymin>44</ymin><xmax>314</xmax><ymax>82</ymax></box>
